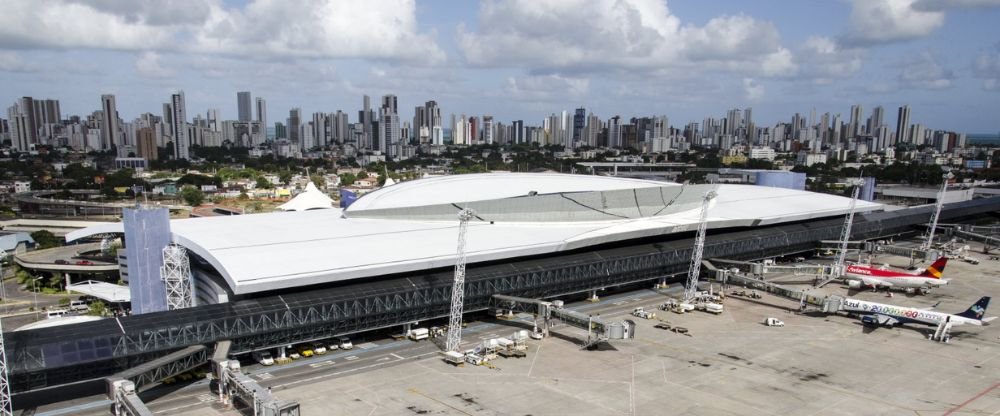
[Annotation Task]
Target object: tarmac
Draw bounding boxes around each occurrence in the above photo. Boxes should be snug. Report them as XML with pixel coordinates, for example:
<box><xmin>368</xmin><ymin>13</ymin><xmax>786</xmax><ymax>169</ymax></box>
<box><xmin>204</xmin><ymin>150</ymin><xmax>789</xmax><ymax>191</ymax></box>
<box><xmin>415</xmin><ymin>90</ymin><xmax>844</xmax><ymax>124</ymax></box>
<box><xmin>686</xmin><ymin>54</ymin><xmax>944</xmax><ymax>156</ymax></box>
<box><xmin>33</xmin><ymin>238</ymin><xmax>1000</xmax><ymax>416</ymax></box>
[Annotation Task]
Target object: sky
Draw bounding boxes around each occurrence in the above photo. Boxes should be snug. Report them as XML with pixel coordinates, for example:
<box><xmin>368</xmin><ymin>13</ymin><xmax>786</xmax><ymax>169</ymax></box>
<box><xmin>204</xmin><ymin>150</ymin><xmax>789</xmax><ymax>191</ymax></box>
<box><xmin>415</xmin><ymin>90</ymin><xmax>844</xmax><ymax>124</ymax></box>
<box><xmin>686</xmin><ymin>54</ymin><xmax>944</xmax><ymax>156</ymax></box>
<box><xmin>1</xmin><ymin>0</ymin><xmax>999</xmax><ymax>134</ymax></box>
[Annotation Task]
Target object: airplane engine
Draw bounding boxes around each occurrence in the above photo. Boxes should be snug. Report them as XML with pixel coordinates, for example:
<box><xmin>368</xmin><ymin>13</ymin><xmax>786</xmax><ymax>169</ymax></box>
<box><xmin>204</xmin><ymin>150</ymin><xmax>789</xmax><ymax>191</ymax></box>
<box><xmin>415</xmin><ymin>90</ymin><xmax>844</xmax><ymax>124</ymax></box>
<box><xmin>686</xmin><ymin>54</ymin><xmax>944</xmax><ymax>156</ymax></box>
<box><xmin>847</xmin><ymin>280</ymin><xmax>862</xmax><ymax>289</ymax></box>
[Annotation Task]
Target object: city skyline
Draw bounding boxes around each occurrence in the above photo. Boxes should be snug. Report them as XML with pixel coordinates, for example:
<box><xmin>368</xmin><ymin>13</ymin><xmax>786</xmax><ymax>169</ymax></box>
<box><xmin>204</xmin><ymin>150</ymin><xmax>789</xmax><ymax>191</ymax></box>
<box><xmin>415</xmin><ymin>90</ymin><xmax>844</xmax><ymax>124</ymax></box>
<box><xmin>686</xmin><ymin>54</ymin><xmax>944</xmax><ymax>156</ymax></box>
<box><xmin>0</xmin><ymin>0</ymin><xmax>998</xmax><ymax>133</ymax></box>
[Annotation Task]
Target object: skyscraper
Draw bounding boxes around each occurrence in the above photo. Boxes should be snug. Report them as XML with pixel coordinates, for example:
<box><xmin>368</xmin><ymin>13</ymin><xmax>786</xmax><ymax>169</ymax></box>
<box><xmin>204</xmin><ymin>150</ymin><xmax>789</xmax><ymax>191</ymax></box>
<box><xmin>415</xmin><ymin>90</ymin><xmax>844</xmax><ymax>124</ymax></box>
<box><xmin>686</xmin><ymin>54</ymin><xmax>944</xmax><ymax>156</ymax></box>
<box><xmin>867</xmin><ymin>106</ymin><xmax>884</xmax><ymax>135</ymax></box>
<box><xmin>361</xmin><ymin>95</ymin><xmax>371</xmax><ymax>149</ymax></box>
<box><xmin>572</xmin><ymin>107</ymin><xmax>586</xmax><ymax>147</ymax></box>
<box><xmin>237</xmin><ymin>91</ymin><xmax>252</xmax><ymax>122</ymax></box>
<box><xmin>170</xmin><ymin>91</ymin><xmax>188</xmax><ymax>160</ymax></box>
<box><xmin>255</xmin><ymin>97</ymin><xmax>267</xmax><ymax>139</ymax></box>
<box><xmin>288</xmin><ymin>108</ymin><xmax>301</xmax><ymax>148</ymax></box>
<box><xmin>895</xmin><ymin>105</ymin><xmax>911</xmax><ymax>144</ymax></box>
<box><xmin>137</xmin><ymin>127</ymin><xmax>157</xmax><ymax>161</ymax></box>
<box><xmin>849</xmin><ymin>104</ymin><xmax>863</xmax><ymax>137</ymax></box>
<box><xmin>100</xmin><ymin>94</ymin><xmax>120</xmax><ymax>150</ymax></box>
<box><xmin>381</xmin><ymin>94</ymin><xmax>397</xmax><ymax>115</ymax></box>
<box><xmin>482</xmin><ymin>116</ymin><xmax>494</xmax><ymax>144</ymax></box>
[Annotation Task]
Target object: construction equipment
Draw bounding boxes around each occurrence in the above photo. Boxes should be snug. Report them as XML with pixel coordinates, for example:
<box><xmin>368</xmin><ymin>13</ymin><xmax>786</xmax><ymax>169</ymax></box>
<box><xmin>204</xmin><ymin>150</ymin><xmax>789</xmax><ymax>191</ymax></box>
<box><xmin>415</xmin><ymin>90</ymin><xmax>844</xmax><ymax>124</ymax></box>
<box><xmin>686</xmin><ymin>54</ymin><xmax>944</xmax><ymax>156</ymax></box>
<box><xmin>922</xmin><ymin>173</ymin><xmax>953</xmax><ymax>251</ymax></box>
<box><xmin>684</xmin><ymin>189</ymin><xmax>718</xmax><ymax>303</ymax></box>
<box><xmin>445</xmin><ymin>208</ymin><xmax>475</xmax><ymax>352</ymax></box>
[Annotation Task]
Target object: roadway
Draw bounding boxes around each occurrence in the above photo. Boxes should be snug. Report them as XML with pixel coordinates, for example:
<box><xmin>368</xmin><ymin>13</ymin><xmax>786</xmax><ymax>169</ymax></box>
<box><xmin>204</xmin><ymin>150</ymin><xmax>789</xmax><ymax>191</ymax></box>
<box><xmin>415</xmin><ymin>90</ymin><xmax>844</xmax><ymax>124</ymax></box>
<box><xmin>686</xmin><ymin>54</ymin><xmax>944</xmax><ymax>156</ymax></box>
<box><xmin>13</xmin><ymin>242</ymin><xmax>118</xmax><ymax>273</ymax></box>
<box><xmin>35</xmin><ymin>287</ymin><xmax>674</xmax><ymax>416</ymax></box>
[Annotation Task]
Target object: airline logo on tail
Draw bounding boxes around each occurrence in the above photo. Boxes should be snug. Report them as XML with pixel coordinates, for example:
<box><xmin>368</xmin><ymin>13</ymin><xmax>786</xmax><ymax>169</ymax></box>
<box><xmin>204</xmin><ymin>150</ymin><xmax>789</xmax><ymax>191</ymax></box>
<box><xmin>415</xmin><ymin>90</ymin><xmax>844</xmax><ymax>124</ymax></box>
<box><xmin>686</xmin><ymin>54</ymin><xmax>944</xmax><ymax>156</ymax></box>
<box><xmin>919</xmin><ymin>257</ymin><xmax>948</xmax><ymax>279</ymax></box>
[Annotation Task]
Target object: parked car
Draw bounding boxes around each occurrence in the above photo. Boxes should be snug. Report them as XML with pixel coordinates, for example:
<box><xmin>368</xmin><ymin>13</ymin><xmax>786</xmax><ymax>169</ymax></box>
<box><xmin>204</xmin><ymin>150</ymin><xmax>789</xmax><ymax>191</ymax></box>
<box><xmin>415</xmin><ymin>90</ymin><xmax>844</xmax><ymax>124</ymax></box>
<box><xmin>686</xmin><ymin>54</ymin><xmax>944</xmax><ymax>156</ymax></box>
<box><xmin>327</xmin><ymin>340</ymin><xmax>340</xmax><ymax>351</ymax></box>
<box><xmin>255</xmin><ymin>351</ymin><xmax>274</xmax><ymax>366</ymax></box>
<box><xmin>69</xmin><ymin>300</ymin><xmax>89</xmax><ymax>312</ymax></box>
<box><xmin>310</xmin><ymin>342</ymin><xmax>327</xmax><ymax>355</ymax></box>
<box><xmin>287</xmin><ymin>351</ymin><xmax>301</xmax><ymax>360</ymax></box>
<box><xmin>338</xmin><ymin>337</ymin><xmax>353</xmax><ymax>350</ymax></box>
<box><xmin>296</xmin><ymin>345</ymin><xmax>314</xmax><ymax>357</ymax></box>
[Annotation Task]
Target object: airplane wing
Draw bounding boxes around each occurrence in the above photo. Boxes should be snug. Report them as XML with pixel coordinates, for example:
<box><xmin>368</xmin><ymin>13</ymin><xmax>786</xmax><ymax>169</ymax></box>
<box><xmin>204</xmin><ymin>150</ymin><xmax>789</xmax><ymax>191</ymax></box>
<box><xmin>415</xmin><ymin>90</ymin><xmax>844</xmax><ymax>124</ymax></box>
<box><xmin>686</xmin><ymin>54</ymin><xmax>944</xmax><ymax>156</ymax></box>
<box><xmin>921</xmin><ymin>301</ymin><xmax>942</xmax><ymax>310</ymax></box>
<box><xmin>862</xmin><ymin>277</ymin><xmax>891</xmax><ymax>287</ymax></box>
<box><xmin>860</xmin><ymin>314</ymin><xmax>899</xmax><ymax>327</ymax></box>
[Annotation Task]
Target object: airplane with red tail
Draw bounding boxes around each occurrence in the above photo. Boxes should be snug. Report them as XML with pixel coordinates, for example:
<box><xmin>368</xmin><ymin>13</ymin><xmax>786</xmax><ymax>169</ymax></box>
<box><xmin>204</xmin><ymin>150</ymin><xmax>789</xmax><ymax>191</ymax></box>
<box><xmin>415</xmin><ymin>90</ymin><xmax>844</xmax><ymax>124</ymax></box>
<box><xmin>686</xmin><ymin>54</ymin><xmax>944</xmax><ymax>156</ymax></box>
<box><xmin>843</xmin><ymin>257</ymin><xmax>949</xmax><ymax>294</ymax></box>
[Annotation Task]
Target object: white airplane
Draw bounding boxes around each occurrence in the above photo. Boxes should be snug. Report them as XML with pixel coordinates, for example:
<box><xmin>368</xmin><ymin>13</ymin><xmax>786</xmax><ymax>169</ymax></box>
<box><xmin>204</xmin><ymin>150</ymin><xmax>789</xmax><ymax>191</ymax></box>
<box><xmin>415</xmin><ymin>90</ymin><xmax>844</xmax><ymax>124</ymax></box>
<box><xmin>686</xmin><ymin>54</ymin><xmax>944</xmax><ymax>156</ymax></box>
<box><xmin>843</xmin><ymin>257</ymin><xmax>949</xmax><ymax>293</ymax></box>
<box><xmin>841</xmin><ymin>296</ymin><xmax>994</xmax><ymax>328</ymax></box>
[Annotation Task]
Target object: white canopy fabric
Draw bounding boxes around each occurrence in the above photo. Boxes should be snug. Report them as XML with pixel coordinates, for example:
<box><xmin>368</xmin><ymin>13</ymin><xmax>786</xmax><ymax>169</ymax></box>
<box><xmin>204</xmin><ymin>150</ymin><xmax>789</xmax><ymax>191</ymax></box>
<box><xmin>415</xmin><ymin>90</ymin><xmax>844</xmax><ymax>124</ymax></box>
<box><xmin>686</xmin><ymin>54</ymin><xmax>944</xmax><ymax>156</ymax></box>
<box><xmin>67</xmin><ymin>280</ymin><xmax>131</xmax><ymax>303</ymax></box>
<box><xmin>278</xmin><ymin>182</ymin><xmax>334</xmax><ymax>211</ymax></box>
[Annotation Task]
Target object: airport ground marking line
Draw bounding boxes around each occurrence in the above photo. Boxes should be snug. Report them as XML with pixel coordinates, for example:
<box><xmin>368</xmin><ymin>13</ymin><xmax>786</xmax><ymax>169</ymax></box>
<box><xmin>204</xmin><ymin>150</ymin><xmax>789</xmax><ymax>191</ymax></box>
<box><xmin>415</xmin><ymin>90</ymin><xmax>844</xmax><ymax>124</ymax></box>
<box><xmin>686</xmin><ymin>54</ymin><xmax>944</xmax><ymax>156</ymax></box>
<box><xmin>943</xmin><ymin>381</ymin><xmax>1000</xmax><ymax>416</ymax></box>
<box><xmin>406</xmin><ymin>388</ymin><xmax>475</xmax><ymax>416</ymax></box>
<box><xmin>630</xmin><ymin>354</ymin><xmax>636</xmax><ymax>416</ymax></box>
<box><xmin>527</xmin><ymin>343</ymin><xmax>542</xmax><ymax>377</ymax></box>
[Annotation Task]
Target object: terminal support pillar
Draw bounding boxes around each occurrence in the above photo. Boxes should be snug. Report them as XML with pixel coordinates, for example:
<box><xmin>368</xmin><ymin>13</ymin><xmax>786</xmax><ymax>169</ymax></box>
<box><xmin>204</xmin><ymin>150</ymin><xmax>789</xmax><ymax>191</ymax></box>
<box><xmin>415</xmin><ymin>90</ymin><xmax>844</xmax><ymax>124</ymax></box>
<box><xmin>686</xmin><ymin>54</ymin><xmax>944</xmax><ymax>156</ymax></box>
<box><xmin>588</xmin><ymin>290</ymin><xmax>599</xmax><ymax>303</ymax></box>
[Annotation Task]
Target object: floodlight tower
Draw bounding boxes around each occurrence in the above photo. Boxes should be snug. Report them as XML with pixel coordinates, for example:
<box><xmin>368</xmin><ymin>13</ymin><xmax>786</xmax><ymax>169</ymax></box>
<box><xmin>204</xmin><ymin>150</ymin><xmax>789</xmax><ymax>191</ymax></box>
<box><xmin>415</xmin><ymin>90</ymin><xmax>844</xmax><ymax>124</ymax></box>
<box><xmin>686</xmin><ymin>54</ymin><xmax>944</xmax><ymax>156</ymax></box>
<box><xmin>684</xmin><ymin>190</ymin><xmax>717</xmax><ymax>302</ymax></box>
<box><xmin>0</xmin><ymin>319</ymin><xmax>11</xmax><ymax>416</ymax></box>
<box><xmin>834</xmin><ymin>178</ymin><xmax>865</xmax><ymax>277</ymax></box>
<box><xmin>922</xmin><ymin>172</ymin><xmax>954</xmax><ymax>251</ymax></box>
<box><xmin>445</xmin><ymin>209</ymin><xmax>475</xmax><ymax>352</ymax></box>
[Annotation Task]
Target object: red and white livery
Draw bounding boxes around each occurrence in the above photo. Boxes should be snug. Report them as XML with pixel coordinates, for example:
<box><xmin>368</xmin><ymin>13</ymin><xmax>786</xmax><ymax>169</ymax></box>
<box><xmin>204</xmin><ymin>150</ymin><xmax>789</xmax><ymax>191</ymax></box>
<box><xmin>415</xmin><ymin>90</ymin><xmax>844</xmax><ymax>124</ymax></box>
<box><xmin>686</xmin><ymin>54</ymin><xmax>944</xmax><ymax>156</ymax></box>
<box><xmin>844</xmin><ymin>257</ymin><xmax>949</xmax><ymax>293</ymax></box>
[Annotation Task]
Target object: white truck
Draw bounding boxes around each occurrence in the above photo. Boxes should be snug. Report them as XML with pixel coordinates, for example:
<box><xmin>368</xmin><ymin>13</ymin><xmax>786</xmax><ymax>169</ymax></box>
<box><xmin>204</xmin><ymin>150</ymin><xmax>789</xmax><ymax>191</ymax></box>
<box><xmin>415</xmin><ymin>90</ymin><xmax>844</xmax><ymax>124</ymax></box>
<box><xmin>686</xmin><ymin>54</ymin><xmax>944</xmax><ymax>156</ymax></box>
<box><xmin>695</xmin><ymin>302</ymin><xmax>724</xmax><ymax>314</ymax></box>
<box><xmin>409</xmin><ymin>328</ymin><xmax>429</xmax><ymax>341</ymax></box>
<box><xmin>631</xmin><ymin>307</ymin><xmax>656</xmax><ymax>319</ymax></box>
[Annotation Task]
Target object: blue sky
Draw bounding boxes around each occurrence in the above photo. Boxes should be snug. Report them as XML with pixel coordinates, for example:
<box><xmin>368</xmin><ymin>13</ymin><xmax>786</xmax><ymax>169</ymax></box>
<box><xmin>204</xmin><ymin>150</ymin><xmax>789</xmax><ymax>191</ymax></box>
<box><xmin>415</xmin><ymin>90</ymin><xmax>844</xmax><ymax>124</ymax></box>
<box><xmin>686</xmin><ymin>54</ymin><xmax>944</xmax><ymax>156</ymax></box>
<box><xmin>1</xmin><ymin>0</ymin><xmax>999</xmax><ymax>133</ymax></box>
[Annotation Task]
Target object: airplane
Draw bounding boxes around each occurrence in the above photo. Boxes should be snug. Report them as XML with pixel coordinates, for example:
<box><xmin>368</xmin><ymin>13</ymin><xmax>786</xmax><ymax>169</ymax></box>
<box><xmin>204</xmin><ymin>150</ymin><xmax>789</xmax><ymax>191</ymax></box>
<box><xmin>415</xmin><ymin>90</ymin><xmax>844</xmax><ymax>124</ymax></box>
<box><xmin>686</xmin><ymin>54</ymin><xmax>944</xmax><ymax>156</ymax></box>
<box><xmin>841</xmin><ymin>296</ymin><xmax>995</xmax><ymax>328</ymax></box>
<box><xmin>842</xmin><ymin>257</ymin><xmax>949</xmax><ymax>294</ymax></box>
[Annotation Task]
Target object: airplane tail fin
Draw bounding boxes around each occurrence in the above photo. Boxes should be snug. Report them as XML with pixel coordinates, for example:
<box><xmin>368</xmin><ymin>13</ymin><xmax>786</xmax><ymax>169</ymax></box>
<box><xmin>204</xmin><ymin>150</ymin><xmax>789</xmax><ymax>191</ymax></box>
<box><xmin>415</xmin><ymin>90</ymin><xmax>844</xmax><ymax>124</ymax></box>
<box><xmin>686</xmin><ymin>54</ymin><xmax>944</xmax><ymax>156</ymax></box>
<box><xmin>920</xmin><ymin>257</ymin><xmax>948</xmax><ymax>278</ymax></box>
<box><xmin>956</xmin><ymin>296</ymin><xmax>990</xmax><ymax>320</ymax></box>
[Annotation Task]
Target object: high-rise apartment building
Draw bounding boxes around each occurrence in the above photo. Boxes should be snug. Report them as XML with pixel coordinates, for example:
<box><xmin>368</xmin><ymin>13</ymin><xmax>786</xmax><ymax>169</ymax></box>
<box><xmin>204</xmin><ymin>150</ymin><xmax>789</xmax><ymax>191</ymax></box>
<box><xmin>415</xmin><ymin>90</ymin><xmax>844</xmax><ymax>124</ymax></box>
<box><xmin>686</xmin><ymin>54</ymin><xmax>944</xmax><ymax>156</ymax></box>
<box><xmin>170</xmin><ymin>91</ymin><xmax>189</xmax><ymax>160</ymax></box>
<box><xmin>100</xmin><ymin>94</ymin><xmax>120</xmax><ymax>150</ymax></box>
<box><xmin>895</xmin><ymin>105</ymin><xmax>910</xmax><ymax>144</ymax></box>
<box><xmin>288</xmin><ymin>108</ymin><xmax>302</xmax><ymax>148</ymax></box>
<box><xmin>572</xmin><ymin>107</ymin><xmax>586</xmax><ymax>146</ymax></box>
<box><xmin>137</xmin><ymin>127</ymin><xmax>157</xmax><ymax>161</ymax></box>
<box><xmin>255</xmin><ymin>97</ymin><xmax>267</xmax><ymax>139</ymax></box>
<box><xmin>237</xmin><ymin>91</ymin><xmax>252</xmax><ymax>122</ymax></box>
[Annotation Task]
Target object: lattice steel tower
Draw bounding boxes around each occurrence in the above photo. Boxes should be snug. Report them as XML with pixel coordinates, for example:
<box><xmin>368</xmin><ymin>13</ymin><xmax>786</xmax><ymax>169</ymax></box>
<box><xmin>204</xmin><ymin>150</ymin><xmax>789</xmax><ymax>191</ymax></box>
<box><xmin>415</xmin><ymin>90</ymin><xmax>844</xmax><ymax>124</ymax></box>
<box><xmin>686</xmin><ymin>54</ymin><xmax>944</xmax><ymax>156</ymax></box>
<box><xmin>684</xmin><ymin>190</ymin><xmax>717</xmax><ymax>302</ymax></box>
<box><xmin>445</xmin><ymin>209</ymin><xmax>475</xmax><ymax>352</ymax></box>
<box><xmin>160</xmin><ymin>244</ymin><xmax>194</xmax><ymax>310</ymax></box>
<box><xmin>0</xmin><ymin>319</ymin><xmax>12</xmax><ymax>416</ymax></box>
<box><xmin>922</xmin><ymin>173</ymin><xmax>953</xmax><ymax>251</ymax></box>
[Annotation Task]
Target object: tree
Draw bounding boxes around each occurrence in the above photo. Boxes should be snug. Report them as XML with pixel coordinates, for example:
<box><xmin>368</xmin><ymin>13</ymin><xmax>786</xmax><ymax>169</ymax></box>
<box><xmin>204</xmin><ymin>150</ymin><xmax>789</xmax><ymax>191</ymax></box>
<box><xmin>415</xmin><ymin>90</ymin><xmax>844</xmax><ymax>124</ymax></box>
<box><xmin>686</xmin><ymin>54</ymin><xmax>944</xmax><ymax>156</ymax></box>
<box><xmin>255</xmin><ymin>176</ymin><xmax>274</xmax><ymax>189</ymax></box>
<box><xmin>339</xmin><ymin>172</ymin><xmax>357</xmax><ymax>187</ymax></box>
<box><xmin>279</xmin><ymin>171</ymin><xmax>293</xmax><ymax>185</ymax></box>
<box><xmin>30</xmin><ymin>230</ymin><xmax>60</xmax><ymax>249</ymax></box>
<box><xmin>179</xmin><ymin>186</ymin><xmax>205</xmax><ymax>206</ymax></box>
<box><xmin>88</xmin><ymin>300</ymin><xmax>107</xmax><ymax>316</ymax></box>
<box><xmin>310</xmin><ymin>174</ymin><xmax>326</xmax><ymax>189</ymax></box>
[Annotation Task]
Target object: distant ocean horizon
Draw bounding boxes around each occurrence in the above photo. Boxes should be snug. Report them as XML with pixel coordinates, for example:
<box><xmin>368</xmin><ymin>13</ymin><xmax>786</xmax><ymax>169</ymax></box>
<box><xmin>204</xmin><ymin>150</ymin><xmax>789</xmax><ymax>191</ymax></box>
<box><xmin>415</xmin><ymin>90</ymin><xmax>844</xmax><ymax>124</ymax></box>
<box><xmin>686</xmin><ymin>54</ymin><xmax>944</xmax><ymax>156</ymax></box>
<box><xmin>968</xmin><ymin>133</ymin><xmax>1000</xmax><ymax>145</ymax></box>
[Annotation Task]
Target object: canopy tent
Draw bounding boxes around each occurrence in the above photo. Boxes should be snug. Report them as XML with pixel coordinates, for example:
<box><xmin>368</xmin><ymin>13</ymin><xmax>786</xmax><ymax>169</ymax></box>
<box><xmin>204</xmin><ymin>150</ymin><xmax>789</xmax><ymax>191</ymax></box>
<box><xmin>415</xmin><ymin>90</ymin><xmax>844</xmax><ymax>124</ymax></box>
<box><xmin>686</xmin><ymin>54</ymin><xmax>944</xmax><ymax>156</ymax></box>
<box><xmin>67</xmin><ymin>280</ymin><xmax>131</xmax><ymax>303</ymax></box>
<box><xmin>278</xmin><ymin>182</ymin><xmax>335</xmax><ymax>212</ymax></box>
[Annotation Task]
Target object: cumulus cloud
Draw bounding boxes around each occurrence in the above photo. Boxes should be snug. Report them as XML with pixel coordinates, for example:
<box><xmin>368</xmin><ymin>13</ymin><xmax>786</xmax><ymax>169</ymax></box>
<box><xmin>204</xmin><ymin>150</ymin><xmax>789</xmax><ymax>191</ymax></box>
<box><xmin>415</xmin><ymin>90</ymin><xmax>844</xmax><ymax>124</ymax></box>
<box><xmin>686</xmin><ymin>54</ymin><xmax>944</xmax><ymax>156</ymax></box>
<box><xmin>458</xmin><ymin>0</ymin><xmax>795</xmax><ymax>77</ymax></box>
<box><xmin>135</xmin><ymin>51</ymin><xmax>174</xmax><ymax>79</ymax></box>
<box><xmin>897</xmin><ymin>51</ymin><xmax>955</xmax><ymax>89</ymax></box>
<box><xmin>797</xmin><ymin>36</ymin><xmax>865</xmax><ymax>83</ymax></box>
<box><xmin>504</xmin><ymin>74</ymin><xmax>590</xmax><ymax>101</ymax></box>
<box><xmin>912</xmin><ymin>0</ymin><xmax>1000</xmax><ymax>11</ymax></box>
<box><xmin>974</xmin><ymin>44</ymin><xmax>1000</xmax><ymax>90</ymax></box>
<box><xmin>743</xmin><ymin>78</ymin><xmax>764</xmax><ymax>101</ymax></box>
<box><xmin>0</xmin><ymin>0</ymin><xmax>443</xmax><ymax>64</ymax></box>
<box><xmin>194</xmin><ymin>0</ymin><xmax>444</xmax><ymax>63</ymax></box>
<box><xmin>844</xmin><ymin>0</ymin><xmax>945</xmax><ymax>45</ymax></box>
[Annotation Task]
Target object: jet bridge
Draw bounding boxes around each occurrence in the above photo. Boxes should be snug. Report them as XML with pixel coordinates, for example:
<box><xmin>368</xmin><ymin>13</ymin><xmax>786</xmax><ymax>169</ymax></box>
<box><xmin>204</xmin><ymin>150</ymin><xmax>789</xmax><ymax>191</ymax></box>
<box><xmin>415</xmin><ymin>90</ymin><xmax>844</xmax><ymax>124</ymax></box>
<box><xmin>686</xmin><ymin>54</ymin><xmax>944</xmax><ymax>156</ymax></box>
<box><xmin>492</xmin><ymin>294</ymin><xmax>635</xmax><ymax>348</ymax></box>
<box><xmin>211</xmin><ymin>341</ymin><xmax>299</xmax><ymax>416</ymax></box>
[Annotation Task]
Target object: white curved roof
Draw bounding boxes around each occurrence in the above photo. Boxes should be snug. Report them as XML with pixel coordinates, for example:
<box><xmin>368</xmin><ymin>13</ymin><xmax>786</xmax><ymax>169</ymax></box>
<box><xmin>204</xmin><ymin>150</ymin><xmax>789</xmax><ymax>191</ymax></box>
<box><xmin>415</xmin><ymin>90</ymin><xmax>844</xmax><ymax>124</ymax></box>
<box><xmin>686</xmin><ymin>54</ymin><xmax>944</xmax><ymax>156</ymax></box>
<box><xmin>347</xmin><ymin>173</ymin><xmax>674</xmax><ymax>211</ymax></box>
<box><xmin>67</xmin><ymin>174</ymin><xmax>882</xmax><ymax>296</ymax></box>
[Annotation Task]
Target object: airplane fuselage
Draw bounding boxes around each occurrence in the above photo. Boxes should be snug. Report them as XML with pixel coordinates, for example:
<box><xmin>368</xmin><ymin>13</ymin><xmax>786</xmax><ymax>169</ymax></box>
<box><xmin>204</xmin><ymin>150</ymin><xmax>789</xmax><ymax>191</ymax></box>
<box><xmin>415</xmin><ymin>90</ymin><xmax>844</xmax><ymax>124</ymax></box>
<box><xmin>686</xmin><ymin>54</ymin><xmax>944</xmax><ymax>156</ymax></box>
<box><xmin>841</xmin><ymin>298</ymin><xmax>982</xmax><ymax>327</ymax></box>
<box><xmin>844</xmin><ymin>265</ymin><xmax>947</xmax><ymax>289</ymax></box>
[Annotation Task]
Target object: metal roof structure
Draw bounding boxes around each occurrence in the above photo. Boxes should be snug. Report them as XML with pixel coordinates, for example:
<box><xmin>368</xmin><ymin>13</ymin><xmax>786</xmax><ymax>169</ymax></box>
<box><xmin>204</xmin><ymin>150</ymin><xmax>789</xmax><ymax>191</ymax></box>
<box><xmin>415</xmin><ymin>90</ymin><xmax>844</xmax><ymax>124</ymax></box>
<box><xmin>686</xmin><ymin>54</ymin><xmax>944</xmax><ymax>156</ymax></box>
<box><xmin>66</xmin><ymin>173</ymin><xmax>882</xmax><ymax>295</ymax></box>
<box><xmin>66</xmin><ymin>280</ymin><xmax>131</xmax><ymax>303</ymax></box>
